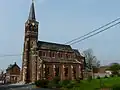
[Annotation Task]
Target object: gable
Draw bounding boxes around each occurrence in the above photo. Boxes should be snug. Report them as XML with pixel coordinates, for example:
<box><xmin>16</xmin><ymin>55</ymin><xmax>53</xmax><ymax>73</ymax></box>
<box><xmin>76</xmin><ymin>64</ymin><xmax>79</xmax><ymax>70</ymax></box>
<box><xmin>6</xmin><ymin>63</ymin><xmax>20</xmax><ymax>71</ymax></box>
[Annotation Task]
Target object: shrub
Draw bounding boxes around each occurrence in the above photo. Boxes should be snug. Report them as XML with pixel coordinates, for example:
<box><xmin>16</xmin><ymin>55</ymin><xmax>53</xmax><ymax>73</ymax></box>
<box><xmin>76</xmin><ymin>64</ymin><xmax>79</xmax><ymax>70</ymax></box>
<box><xmin>75</xmin><ymin>77</ymin><xmax>81</xmax><ymax>83</ymax></box>
<box><xmin>112</xmin><ymin>84</ymin><xmax>120</xmax><ymax>90</ymax></box>
<box><xmin>97</xmin><ymin>76</ymin><xmax>100</xmax><ymax>79</ymax></box>
<box><xmin>110</xmin><ymin>74</ymin><xmax>114</xmax><ymax>77</ymax></box>
<box><xmin>35</xmin><ymin>80</ymin><xmax>41</xmax><ymax>87</ymax></box>
<box><xmin>117</xmin><ymin>74</ymin><xmax>120</xmax><ymax>77</ymax></box>
<box><xmin>104</xmin><ymin>75</ymin><xmax>108</xmax><ymax>78</ymax></box>
<box><xmin>59</xmin><ymin>80</ymin><xmax>71</xmax><ymax>87</ymax></box>
<box><xmin>48</xmin><ymin>81</ymin><xmax>61</xmax><ymax>89</ymax></box>
<box><xmin>87</xmin><ymin>76</ymin><xmax>92</xmax><ymax>82</ymax></box>
<box><xmin>52</xmin><ymin>76</ymin><xmax>60</xmax><ymax>84</ymax></box>
<box><xmin>65</xmin><ymin>83</ymin><xmax>74</xmax><ymax>89</ymax></box>
<box><xmin>48</xmin><ymin>77</ymin><xmax>61</xmax><ymax>89</ymax></box>
<box><xmin>60</xmin><ymin>80</ymin><xmax>76</xmax><ymax>89</ymax></box>
<box><xmin>47</xmin><ymin>81</ymin><xmax>54</xmax><ymax>88</ymax></box>
<box><xmin>35</xmin><ymin>79</ymin><xmax>49</xmax><ymax>88</ymax></box>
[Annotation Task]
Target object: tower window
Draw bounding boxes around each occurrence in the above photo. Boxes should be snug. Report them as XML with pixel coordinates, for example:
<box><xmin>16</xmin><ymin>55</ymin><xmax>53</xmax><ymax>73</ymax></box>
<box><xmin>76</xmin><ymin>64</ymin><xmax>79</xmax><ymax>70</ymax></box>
<box><xmin>39</xmin><ymin>51</ymin><xmax>42</xmax><ymax>56</ymax></box>
<box><xmin>42</xmin><ymin>52</ymin><xmax>46</xmax><ymax>56</ymax></box>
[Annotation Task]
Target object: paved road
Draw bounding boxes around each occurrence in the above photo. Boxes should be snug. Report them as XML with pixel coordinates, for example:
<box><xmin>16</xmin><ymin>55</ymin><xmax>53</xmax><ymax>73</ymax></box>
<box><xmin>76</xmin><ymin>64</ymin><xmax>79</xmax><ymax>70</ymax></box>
<box><xmin>0</xmin><ymin>84</ymin><xmax>53</xmax><ymax>90</ymax></box>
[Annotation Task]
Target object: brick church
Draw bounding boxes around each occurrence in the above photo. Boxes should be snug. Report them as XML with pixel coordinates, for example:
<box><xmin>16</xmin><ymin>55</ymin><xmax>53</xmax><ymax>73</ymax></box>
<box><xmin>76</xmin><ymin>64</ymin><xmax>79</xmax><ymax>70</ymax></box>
<box><xmin>21</xmin><ymin>1</ymin><xmax>85</xmax><ymax>83</ymax></box>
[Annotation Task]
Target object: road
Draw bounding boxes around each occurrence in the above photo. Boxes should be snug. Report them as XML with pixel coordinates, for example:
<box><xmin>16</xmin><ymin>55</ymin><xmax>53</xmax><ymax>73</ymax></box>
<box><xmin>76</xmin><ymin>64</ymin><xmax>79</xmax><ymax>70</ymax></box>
<box><xmin>0</xmin><ymin>84</ymin><xmax>53</xmax><ymax>90</ymax></box>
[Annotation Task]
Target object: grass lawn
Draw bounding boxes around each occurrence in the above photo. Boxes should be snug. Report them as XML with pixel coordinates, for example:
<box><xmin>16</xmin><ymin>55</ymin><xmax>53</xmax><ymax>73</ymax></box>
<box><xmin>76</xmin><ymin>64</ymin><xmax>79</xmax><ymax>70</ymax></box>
<box><xmin>69</xmin><ymin>77</ymin><xmax>120</xmax><ymax>90</ymax></box>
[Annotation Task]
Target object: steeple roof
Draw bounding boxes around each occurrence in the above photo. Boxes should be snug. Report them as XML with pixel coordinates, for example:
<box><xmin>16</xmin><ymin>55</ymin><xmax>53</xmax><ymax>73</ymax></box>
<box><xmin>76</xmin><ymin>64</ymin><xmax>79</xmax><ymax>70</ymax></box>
<box><xmin>28</xmin><ymin>0</ymin><xmax>36</xmax><ymax>20</ymax></box>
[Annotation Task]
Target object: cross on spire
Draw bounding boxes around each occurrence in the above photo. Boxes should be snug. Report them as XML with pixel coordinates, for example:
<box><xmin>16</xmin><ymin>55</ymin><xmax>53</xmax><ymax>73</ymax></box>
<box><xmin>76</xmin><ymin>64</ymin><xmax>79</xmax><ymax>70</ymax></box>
<box><xmin>32</xmin><ymin>0</ymin><xmax>35</xmax><ymax>3</ymax></box>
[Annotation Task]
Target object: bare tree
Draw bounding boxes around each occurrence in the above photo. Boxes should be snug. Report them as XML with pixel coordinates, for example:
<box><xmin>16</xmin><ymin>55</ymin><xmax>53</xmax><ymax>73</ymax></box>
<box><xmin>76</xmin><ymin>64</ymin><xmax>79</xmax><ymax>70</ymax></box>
<box><xmin>0</xmin><ymin>69</ymin><xmax>6</xmax><ymax>84</ymax></box>
<box><xmin>83</xmin><ymin>49</ymin><xmax>100</xmax><ymax>78</ymax></box>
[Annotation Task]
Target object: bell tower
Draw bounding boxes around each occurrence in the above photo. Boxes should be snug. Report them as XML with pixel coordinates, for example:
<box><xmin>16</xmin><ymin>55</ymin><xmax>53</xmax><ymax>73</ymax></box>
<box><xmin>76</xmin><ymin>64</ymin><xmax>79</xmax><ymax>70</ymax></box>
<box><xmin>22</xmin><ymin>0</ymin><xmax>39</xmax><ymax>83</ymax></box>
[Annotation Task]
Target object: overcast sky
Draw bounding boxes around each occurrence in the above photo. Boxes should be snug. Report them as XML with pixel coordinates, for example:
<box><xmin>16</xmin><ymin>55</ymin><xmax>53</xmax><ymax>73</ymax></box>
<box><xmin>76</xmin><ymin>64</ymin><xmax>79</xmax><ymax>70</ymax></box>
<box><xmin>0</xmin><ymin>0</ymin><xmax>120</xmax><ymax>70</ymax></box>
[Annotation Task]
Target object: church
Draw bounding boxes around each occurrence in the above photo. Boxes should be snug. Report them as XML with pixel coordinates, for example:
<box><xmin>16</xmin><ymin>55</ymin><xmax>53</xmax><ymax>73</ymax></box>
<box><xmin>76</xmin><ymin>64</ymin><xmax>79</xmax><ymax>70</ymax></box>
<box><xmin>21</xmin><ymin>1</ymin><xmax>85</xmax><ymax>83</ymax></box>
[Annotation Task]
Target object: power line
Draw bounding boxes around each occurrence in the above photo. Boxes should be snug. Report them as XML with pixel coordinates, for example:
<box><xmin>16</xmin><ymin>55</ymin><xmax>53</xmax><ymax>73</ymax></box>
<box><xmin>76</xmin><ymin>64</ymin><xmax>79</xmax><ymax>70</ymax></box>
<box><xmin>0</xmin><ymin>18</ymin><xmax>120</xmax><ymax>57</ymax></box>
<box><xmin>65</xmin><ymin>18</ymin><xmax>120</xmax><ymax>44</ymax></box>
<box><xmin>69</xmin><ymin>21</ymin><xmax>120</xmax><ymax>45</ymax></box>
<box><xmin>0</xmin><ymin>54</ymin><xmax>22</xmax><ymax>57</ymax></box>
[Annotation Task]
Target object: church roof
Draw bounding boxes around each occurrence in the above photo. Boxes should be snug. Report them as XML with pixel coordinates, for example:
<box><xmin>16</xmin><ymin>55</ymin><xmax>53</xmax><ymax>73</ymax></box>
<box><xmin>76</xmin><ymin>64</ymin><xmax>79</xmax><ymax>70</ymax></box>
<box><xmin>73</xmin><ymin>49</ymin><xmax>81</xmax><ymax>56</ymax></box>
<box><xmin>38</xmin><ymin>41</ymin><xmax>73</xmax><ymax>52</ymax></box>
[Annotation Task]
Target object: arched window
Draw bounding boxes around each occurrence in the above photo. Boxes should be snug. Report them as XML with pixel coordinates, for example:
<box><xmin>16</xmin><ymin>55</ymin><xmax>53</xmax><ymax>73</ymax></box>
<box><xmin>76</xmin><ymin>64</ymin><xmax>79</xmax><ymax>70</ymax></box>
<box><xmin>55</xmin><ymin>66</ymin><xmax>59</xmax><ymax>76</ymax></box>
<box><xmin>64</xmin><ymin>67</ymin><xmax>68</xmax><ymax>77</ymax></box>
<box><xmin>39</xmin><ymin>51</ymin><xmax>42</xmax><ymax>56</ymax></box>
<box><xmin>45</xmin><ymin>66</ymin><xmax>50</xmax><ymax>79</ymax></box>
<box><xmin>42</xmin><ymin>52</ymin><xmax>46</xmax><ymax>56</ymax></box>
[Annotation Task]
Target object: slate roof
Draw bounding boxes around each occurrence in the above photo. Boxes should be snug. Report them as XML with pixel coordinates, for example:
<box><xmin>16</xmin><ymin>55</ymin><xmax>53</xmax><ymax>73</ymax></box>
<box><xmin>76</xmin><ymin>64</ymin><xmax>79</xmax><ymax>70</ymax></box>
<box><xmin>28</xmin><ymin>1</ymin><xmax>36</xmax><ymax>20</ymax></box>
<box><xmin>38</xmin><ymin>41</ymin><xmax>73</xmax><ymax>52</ymax></box>
<box><xmin>6</xmin><ymin>62</ymin><xmax>20</xmax><ymax>71</ymax></box>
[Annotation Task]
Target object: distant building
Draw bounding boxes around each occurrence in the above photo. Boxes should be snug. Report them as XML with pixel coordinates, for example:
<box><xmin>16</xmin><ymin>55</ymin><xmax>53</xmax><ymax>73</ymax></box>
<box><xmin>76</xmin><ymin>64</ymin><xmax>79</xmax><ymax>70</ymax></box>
<box><xmin>21</xmin><ymin>1</ymin><xmax>85</xmax><ymax>83</ymax></box>
<box><xmin>94</xmin><ymin>65</ymin><xmax>111</xmax><ymax>78</ymax></box>
<box><xmin>99</xmin><ymin>66</ymin><xmax>109</xmax><ymax>73</ymax></box>
<box><xmin>6</xmin><ymin>62</ymin><xmax>20</xmax><ymax>83</ymax></box>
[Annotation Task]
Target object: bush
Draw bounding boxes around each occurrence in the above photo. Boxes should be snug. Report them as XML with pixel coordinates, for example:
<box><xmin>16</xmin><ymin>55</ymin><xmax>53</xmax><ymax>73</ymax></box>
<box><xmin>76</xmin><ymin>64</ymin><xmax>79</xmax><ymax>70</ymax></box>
<box><xmin>35</xmin><ymin>79</ymin><xmax>49</xmax><ymax>88</ymax></box>
<box><xmin>97</xmin><ymin>76</ymin><xmax>100</xmax><ymax>79</ymax></box>
<box><xmin>104</xmin><ymin>75</ymin><xmax>108</xmax><ymax>78</ymax></box>
<box><xmin>47</xmin><ymin>81</ymin><xmax>54</xmax><ymax>88</ymax></box>
<box><xmin>59</xmin><ymin>80</ymin><xmax>76</xmax><ymax>89</ymax></box>
<box><xmin>112</xmin><ymin>84</ymin><xmax>120</xmax><ymax>90</ymax></box>
<box><xmin>117</xmin><ymin>74</ymin><xmax>120</xmax><ymax>77</ymax></box>
<box><xmin>87</xmin><ymin>76</ymin><xmax>92</xmax><ymax>82</ymax></box>
<box><xmin>75</xmin><ymin>77</ymin><xmax>81</xmax><ymax>83</ymax></box>
<box><xmin>35</xmin><ymin>80</ymin><xmax>41</xmax><ymax>87</ymax></box>
<box><xmin>48</xmin><ymin>81</ymin><xmax>61</xmax><ymax>88</ymax></box>
<box><xmin>52</xmin><ymin>76</ymin><xmax>60</xmax><ymax>84</ymax></box>
<box><xmin>65</xmin><ymin>83</ymin><xmax>74</xmax><ymax>89</ymax></box>
<box><xmin>59</xmin><ymin>80</ymin><xmax>71</xmax><ymax>87</ymax></box>
<box><xmin>48</xmin><ymin>77</ymin><xmax>61</xmax><ymax>89</ymax></box>
<box><xmin>110</xmin><ymin>74</ymin><xmax>114</xmax><ymax>77</ymax></box>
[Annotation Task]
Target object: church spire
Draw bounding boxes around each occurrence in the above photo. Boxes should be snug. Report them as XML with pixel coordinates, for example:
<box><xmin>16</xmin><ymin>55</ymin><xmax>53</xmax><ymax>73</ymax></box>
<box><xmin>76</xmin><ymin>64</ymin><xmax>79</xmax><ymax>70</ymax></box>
<box><xmin>28</xmin><ymin>0</ymin><xmax>36</xmax><ymax>20</ymax></box>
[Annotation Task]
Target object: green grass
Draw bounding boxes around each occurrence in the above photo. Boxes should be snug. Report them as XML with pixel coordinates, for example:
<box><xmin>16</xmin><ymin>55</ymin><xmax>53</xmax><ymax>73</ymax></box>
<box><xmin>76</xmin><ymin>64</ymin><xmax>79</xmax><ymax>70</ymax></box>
<box><xmin>68</xmin><ymin>77</ymin><xmax>120</xmax><ymax>90</ymax></box>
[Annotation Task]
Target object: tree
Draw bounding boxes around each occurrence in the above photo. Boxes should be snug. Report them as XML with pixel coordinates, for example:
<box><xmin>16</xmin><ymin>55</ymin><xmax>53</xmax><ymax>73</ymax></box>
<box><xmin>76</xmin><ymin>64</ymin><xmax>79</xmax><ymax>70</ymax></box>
<box><xmin>83</xmin><ymin>49</ymin><xmax>100</xmax><ymax>78</ymax></box>
<box><xmin>0</xmin><ymin>69</ymin><xmax>6</xmax><ymax>84</ymax></box>
<box><xmin>83</xmin><ymin>49</ymin><xmax>100</xmax><ymax>71</ymax></box>
<box><xmin>108</xmin><ymin>63</ymin><xmax>120</xmax><ymax>75</ymax></box>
